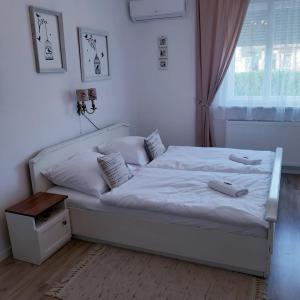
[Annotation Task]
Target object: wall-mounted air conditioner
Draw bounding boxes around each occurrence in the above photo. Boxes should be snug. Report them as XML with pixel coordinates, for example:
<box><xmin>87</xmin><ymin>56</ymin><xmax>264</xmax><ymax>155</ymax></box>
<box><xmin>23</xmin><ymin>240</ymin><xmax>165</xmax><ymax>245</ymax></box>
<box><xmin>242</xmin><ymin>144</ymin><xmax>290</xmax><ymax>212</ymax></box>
<box><xmin>129</xmin><ymin>0</ymin><xmax>186</xmax><ymax>22</ymax></box>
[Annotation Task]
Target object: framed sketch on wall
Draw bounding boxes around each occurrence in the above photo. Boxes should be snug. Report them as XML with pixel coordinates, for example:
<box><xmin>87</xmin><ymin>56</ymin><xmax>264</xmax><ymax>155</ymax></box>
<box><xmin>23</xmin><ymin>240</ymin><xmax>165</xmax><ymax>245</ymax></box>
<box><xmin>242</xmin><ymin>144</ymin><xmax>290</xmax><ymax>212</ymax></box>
<box><xmin>158</xmin><ymin>47</ymin><xmax>168</xmax><ymax>59</ymax></box>
<box><xmin>158</xmin><ymin>35</ymin><xmax>168</xmax><ymax>48</ymax></box>
<box><xmin>157</xmin><ymin>35</ymin><xmax>168</xmax><ymax>71</ymax></box>
<box><xmin>159</xmin><ymin>59</ymin><xmax>168</xmax><ymax>70</ymax></box>
<box><xmin>29</xmin><ymin>6</ymin><xmax>67</xmax><ymax>73</ymax></box>
<box><xmin>78</xmin><ymin>28</ymin><xmax>110</xmax><ymax>82</ymax></box>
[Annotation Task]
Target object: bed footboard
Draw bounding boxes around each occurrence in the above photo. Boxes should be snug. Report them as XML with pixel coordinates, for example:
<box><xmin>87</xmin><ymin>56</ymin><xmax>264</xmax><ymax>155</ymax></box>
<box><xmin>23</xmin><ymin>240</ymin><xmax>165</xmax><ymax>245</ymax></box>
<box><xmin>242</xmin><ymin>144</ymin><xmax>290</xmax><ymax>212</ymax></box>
<box><xmin>264</xmin><ymin>147</ymin><xmax>283</xmax><ymax>276</ymax></box>
<box><xmin>265</xmin><ymin>147</ymin><xmax>283</xmax><ymax>223</ymax></box>
<box><xmin>70</xmin><ymin>207</ymin><xmax>271</xmax><ymax>278</ymax></box>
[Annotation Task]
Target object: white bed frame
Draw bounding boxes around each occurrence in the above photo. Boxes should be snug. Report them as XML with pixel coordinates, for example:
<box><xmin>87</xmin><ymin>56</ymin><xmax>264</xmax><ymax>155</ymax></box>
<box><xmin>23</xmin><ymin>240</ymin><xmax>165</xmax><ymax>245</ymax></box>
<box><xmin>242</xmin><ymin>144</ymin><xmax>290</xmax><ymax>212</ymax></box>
<box><xmin>29</xmin><ymin>123</ymin><xmax>283</xmax><ymax>278</ymax></box>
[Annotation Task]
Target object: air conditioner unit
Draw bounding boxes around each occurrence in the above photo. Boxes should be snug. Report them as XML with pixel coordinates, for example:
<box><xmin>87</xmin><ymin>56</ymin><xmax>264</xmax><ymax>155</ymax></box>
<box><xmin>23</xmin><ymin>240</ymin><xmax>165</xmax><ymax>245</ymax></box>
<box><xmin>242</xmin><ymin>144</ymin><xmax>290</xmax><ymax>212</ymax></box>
<box><xmin>129</xmin><ymin>0</ymin><xmax>186</xmax><ymax>22</ymax></box>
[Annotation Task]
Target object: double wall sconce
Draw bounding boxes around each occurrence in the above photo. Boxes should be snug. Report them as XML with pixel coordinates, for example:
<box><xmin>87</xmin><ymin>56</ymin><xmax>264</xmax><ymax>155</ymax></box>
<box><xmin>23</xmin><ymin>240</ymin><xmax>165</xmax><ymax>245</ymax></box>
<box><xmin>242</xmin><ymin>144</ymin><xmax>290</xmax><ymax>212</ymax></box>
<box><xmin>76</xmin><ymin>88</ymin><xmax>97</xmax><ymax>115</ymax></box>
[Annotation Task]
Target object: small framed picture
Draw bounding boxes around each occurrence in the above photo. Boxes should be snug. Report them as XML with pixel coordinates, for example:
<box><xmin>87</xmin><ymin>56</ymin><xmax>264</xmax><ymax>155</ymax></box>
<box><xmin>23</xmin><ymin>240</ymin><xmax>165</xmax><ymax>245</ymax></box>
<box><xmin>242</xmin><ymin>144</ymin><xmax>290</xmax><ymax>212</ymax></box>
<box><xmin>159</xmin><ymin>47</ymin><xmax>168</xmax><ymax>59</ymax></box>
<box><xmin>158</xmin><ymin>35</ymin><xmax>168</xmax><ymax>48</ymax></box>
<box><xmin>159</xmin><ymin>59</ymin><xmax>168</xmax><ymax>70</ymax></box>
<box><xmin>78</xmin><ymin>27</ymin><xmax>111</xmax><ymax>82</ymax></box>
<box><xmin>29</xmin><ymin>6</ymin><xmax>67</xmax><ymax>73</ymax></box>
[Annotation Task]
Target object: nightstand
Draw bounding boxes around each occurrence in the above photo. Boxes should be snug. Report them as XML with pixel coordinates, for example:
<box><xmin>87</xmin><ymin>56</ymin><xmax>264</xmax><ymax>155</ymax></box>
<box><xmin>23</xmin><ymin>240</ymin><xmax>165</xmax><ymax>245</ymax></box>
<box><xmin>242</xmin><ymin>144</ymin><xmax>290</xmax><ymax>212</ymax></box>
<box><xmin>5</xmin><ymin>192</ymin><xmax>71</xmax><ymax>265</ymax></box>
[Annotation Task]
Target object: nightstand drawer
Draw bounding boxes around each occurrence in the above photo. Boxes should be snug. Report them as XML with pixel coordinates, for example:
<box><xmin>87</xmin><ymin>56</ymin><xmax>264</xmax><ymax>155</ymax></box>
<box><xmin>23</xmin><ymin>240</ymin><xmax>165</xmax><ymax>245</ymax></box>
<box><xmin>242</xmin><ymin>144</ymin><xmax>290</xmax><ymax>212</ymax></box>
<box><xmin>38</xmin><ymin>210</ymin><xmax>71</xmax><ymax>260</ymax></box>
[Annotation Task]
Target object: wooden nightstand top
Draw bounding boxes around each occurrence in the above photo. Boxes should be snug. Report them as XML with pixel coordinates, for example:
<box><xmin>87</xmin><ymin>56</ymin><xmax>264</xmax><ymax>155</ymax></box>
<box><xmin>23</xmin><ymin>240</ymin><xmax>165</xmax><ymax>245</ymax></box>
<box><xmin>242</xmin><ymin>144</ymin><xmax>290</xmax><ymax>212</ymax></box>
<box><xmin>5</xmin><ymin>192</ymin><xmax>68</xmax><ymax>218</ymax></box>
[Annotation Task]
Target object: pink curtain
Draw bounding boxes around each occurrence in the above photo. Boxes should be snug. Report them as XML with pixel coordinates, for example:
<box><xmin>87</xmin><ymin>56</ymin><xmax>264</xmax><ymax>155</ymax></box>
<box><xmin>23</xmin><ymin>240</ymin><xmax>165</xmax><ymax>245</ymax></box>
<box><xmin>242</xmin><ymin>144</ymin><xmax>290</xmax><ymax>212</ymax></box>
<box><xmin>195</xmin><ymin>0</ymin><xmax>250</xmax><ymax>146</ymax></box>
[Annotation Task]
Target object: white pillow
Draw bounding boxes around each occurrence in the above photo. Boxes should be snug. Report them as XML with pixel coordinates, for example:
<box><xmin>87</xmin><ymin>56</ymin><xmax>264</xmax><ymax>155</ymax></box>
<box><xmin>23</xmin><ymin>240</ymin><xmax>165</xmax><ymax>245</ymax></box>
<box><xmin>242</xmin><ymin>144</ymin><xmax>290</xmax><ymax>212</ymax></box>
<box><xmin>41</xmin><ymin>152</ymin><xmax>108</xmax><ymax>197</ymax></box>
<box><xmin>97</xmin><ymin>136</ymin><xmax>149</xmax><ymax>166</ymax></box>
<box><xmin>127</xmin><ymin>163</ymin><xmax>141</xmax><ymax>174</ymax></box>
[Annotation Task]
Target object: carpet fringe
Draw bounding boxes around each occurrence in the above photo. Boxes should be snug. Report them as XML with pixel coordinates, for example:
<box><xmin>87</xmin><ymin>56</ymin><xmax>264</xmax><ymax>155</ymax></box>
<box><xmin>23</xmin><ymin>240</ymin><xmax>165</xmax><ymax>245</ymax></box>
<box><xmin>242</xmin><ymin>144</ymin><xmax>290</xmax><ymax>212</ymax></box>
<box><xmin>254</xmin><ymin>277</ymin><xmax>268</xmax><ymax>300</ymax></box>
<box><xmin>46</xmin><ymin>244</ymin><xmax>106</xmax><ymax>299</ymax></box>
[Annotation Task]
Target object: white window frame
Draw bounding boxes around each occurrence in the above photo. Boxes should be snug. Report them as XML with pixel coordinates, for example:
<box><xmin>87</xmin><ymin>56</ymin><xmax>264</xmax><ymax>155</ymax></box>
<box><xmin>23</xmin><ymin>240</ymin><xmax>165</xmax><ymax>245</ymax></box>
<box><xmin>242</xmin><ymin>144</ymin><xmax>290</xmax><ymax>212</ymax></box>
<box><xmin>225</xmin><ymin>0</ymin><xmax>300</xmax><ymax>108</ymax></box>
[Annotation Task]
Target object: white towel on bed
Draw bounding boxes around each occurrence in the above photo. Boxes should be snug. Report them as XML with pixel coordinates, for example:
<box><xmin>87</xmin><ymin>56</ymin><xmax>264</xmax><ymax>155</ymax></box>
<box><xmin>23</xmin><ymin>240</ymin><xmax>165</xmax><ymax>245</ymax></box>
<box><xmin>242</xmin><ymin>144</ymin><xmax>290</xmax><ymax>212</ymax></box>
<box><xmin>208</xmin><ymin>180</ymin><xmax>248</xmax><ymax>197</ymax></box>
<box><xmin>229</xmin><ymin>154</ymin><xmax>262</xmax><ymax>165</ymax></box>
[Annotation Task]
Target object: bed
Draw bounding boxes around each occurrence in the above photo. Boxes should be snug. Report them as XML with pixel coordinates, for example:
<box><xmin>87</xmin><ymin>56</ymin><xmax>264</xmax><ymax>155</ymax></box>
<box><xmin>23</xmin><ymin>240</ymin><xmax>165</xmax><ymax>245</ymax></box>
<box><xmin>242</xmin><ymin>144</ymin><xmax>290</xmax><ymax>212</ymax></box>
<box><xmin>29</xmin><ymin>123</ymin><xmax>282</xmax><ymax>278</ymax></box>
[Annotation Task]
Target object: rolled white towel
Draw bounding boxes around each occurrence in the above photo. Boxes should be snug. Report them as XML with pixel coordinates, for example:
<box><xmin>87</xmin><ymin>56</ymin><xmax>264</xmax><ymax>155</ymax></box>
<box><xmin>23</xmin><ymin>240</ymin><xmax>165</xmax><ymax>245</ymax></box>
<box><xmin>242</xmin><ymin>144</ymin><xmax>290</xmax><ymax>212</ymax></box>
<box><xmin>229</xmin><ymin>154</ymin><xmax>262</xmax><ymax>165</ymax></box>
<box><xmin>208</xmin><ymin>180</ymin><xmax>248</xmax><ymax>197</ymax></box>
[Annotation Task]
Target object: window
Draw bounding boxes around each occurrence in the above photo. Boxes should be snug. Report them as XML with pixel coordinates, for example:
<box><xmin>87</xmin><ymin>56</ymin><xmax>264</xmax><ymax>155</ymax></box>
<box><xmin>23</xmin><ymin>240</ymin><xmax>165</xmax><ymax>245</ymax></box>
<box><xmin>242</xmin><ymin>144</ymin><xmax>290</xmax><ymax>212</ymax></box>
<box><xmin>218</xmin><ymin>0</ymin><xmax>300</xmax><ymax>108</ymax></box>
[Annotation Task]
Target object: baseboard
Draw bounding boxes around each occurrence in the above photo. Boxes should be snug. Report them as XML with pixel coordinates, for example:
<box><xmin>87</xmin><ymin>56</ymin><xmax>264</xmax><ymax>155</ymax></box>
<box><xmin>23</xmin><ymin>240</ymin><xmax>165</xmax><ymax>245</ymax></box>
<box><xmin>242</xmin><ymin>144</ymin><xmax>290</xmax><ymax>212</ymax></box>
<box><xmin>282</xmin><ymin>166</ymin><xmax>300</xmax><ymax>174</ymax></box>
<box><xmin>0</xmin><ymin>246</ymin><xmax>11</xmax><ymax>262</ymax></box>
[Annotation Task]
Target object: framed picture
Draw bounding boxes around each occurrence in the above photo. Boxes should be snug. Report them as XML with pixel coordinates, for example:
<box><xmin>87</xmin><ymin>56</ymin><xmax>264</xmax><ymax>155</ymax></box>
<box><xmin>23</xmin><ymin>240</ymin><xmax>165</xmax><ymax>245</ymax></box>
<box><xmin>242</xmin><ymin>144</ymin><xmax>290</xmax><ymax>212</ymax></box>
<box><xmin>159</xmin><ymin>59</ymin><xmax>168</xmax><ymax>70</ymax></box>
<box><xmin>158</xmin><ymin>35</ymin><xmax>168</xmax><ymax>47</ymax></box>
<box><xmin>159</xmin><ymin>47</ymin><xmax>168</xmax><ymax>59</ymax></box>
<box><xmin>78</xmin><ymin>28</ymin><xmax>110</xmax><ymax>82</ymax></box>
<box><xmin>29</xmin><ymin>6</ymin><xmax>67</xmax><ymax>73</ymax></box>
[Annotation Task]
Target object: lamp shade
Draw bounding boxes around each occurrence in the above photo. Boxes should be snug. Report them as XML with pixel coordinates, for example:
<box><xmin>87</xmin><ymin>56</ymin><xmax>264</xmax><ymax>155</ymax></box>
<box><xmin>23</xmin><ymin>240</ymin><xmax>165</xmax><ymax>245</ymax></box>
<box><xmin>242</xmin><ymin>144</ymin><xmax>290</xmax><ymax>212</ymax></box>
<box><xmin>88</xmin><ymin>88</ymin><xmax>97</xmax><ymax>101</ymax></box>
<box><xmin>76</xmin><ymin>89</ymin><xmax>89</xmax><ymax>103</ymax></box>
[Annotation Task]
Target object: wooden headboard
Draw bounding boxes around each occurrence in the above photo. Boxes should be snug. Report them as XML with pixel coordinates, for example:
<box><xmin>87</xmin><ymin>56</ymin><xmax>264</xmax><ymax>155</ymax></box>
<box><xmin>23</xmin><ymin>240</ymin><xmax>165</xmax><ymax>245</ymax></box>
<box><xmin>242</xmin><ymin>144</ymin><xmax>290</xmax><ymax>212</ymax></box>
<box><xmin>29</xmin><ymin>123</ymin><xmax>130</xmax><ymax>193</ymax></box>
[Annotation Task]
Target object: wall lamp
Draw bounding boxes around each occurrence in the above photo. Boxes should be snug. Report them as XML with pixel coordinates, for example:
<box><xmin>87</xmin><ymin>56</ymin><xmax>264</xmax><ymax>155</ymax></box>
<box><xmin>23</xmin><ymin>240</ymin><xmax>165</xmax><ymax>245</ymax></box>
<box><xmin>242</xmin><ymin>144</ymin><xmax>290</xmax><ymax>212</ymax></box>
<box><xmin>76</xmin><ymin>88</ymin><xmax>97</xmax><ymax>115</ymax></box>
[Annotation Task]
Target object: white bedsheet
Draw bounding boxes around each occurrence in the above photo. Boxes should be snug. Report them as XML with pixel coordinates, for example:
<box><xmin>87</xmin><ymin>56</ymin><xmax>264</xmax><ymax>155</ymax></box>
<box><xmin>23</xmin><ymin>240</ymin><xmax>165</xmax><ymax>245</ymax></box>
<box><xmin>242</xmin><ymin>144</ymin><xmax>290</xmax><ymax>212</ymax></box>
<box><xmin>48</xmin><ymin>185</ymin><xmax>268</xmax><ymax>238</ymax></box>
<box><xmin>100</xmin><ymin>168</ymin><xmax>271</xmax><ymax>229</ymax></box>
<box><xmin>147</xmin><ymin>146</ymin><xmax>275</xmax><ymax>174</ymax></box>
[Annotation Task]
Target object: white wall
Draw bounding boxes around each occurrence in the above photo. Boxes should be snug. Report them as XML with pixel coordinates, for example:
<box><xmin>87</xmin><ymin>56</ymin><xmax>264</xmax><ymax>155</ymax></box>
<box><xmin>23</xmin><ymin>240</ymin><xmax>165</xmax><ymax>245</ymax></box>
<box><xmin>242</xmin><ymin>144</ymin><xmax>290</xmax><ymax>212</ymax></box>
<box><xmin>0</xmin><ymin>0</ymin><xmax>139</xmax><ymax>259</ymax></box>
<box><xmin>134</xmin><ymin>0</ymin><xmax>197</xmax><ymax>146</ymax></box>
<box><xmin>0</xmin><ymin>0</ymin><xmax>205</xmax><ymax>259</ymax></box>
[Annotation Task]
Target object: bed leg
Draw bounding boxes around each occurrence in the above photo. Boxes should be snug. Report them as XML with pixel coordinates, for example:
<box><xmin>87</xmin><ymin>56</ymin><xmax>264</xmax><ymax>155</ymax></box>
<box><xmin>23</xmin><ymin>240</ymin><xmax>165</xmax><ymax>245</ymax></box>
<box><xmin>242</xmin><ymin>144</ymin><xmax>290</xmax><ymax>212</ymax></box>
<box><xmin>265</xmin><ymin>222</ymin><xmax>275</xmax><ymax>278</ymax></box>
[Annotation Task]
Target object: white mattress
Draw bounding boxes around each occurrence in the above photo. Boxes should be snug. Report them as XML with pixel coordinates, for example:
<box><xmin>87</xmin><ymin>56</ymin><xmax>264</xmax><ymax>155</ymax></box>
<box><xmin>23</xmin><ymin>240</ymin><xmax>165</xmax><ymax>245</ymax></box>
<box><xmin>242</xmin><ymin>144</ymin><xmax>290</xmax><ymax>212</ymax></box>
<box><xmin>100</xmin><ymin>168</ymin><xmax>270</xmax><ymax>229</ymax></box>
<box><xmin>48</xmin><ymin>173</ymin><xmax>269</xmax><ymax>239</ymax></box>
<box><xmin>147</xmin><ymin>146</ymin><xmax>275</xmax><ymax>174</ymax></box>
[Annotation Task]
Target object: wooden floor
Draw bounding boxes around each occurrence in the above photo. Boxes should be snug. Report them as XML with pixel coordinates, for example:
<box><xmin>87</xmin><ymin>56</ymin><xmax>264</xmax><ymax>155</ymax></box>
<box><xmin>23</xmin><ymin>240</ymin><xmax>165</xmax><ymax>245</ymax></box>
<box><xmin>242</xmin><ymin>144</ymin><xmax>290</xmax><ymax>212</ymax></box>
<box><xmin>268</xmin><ymin>174</ymin><xmax>300</xmax><ymax>300</ymax></box>
<box><xmin>0</xmin><ymin>174</ymin><xmax>299</xmax><ymax>300</ymax></box>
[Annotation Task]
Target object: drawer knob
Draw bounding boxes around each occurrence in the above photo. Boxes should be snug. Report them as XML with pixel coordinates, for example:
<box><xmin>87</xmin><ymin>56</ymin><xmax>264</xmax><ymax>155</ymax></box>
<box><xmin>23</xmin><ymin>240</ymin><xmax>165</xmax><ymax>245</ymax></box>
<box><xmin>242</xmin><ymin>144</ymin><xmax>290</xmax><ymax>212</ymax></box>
<box><xmin>62</xmin><ymin>220</ymin><xmax>67</xmax><ymax>226</ymax></box>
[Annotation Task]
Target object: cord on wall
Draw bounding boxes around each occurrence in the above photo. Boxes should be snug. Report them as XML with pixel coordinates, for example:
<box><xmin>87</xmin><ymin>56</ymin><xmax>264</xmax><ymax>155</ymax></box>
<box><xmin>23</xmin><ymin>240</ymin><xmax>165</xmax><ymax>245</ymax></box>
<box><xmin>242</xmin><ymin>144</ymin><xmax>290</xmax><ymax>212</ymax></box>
<box><xmin>82</xmin><ymin>114</ymin><xmax>100</xmax><ymax>130</ymax></box>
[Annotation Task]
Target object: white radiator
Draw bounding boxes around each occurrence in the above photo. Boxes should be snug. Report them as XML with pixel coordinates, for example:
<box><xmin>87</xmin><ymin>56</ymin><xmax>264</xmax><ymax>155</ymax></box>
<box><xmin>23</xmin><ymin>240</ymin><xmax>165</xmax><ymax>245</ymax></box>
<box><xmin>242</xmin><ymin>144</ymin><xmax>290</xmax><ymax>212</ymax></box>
<box><xmin>225</xmin><ymin>120</ymin><xmax>300</xmax><ymax>168</ymax></box>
